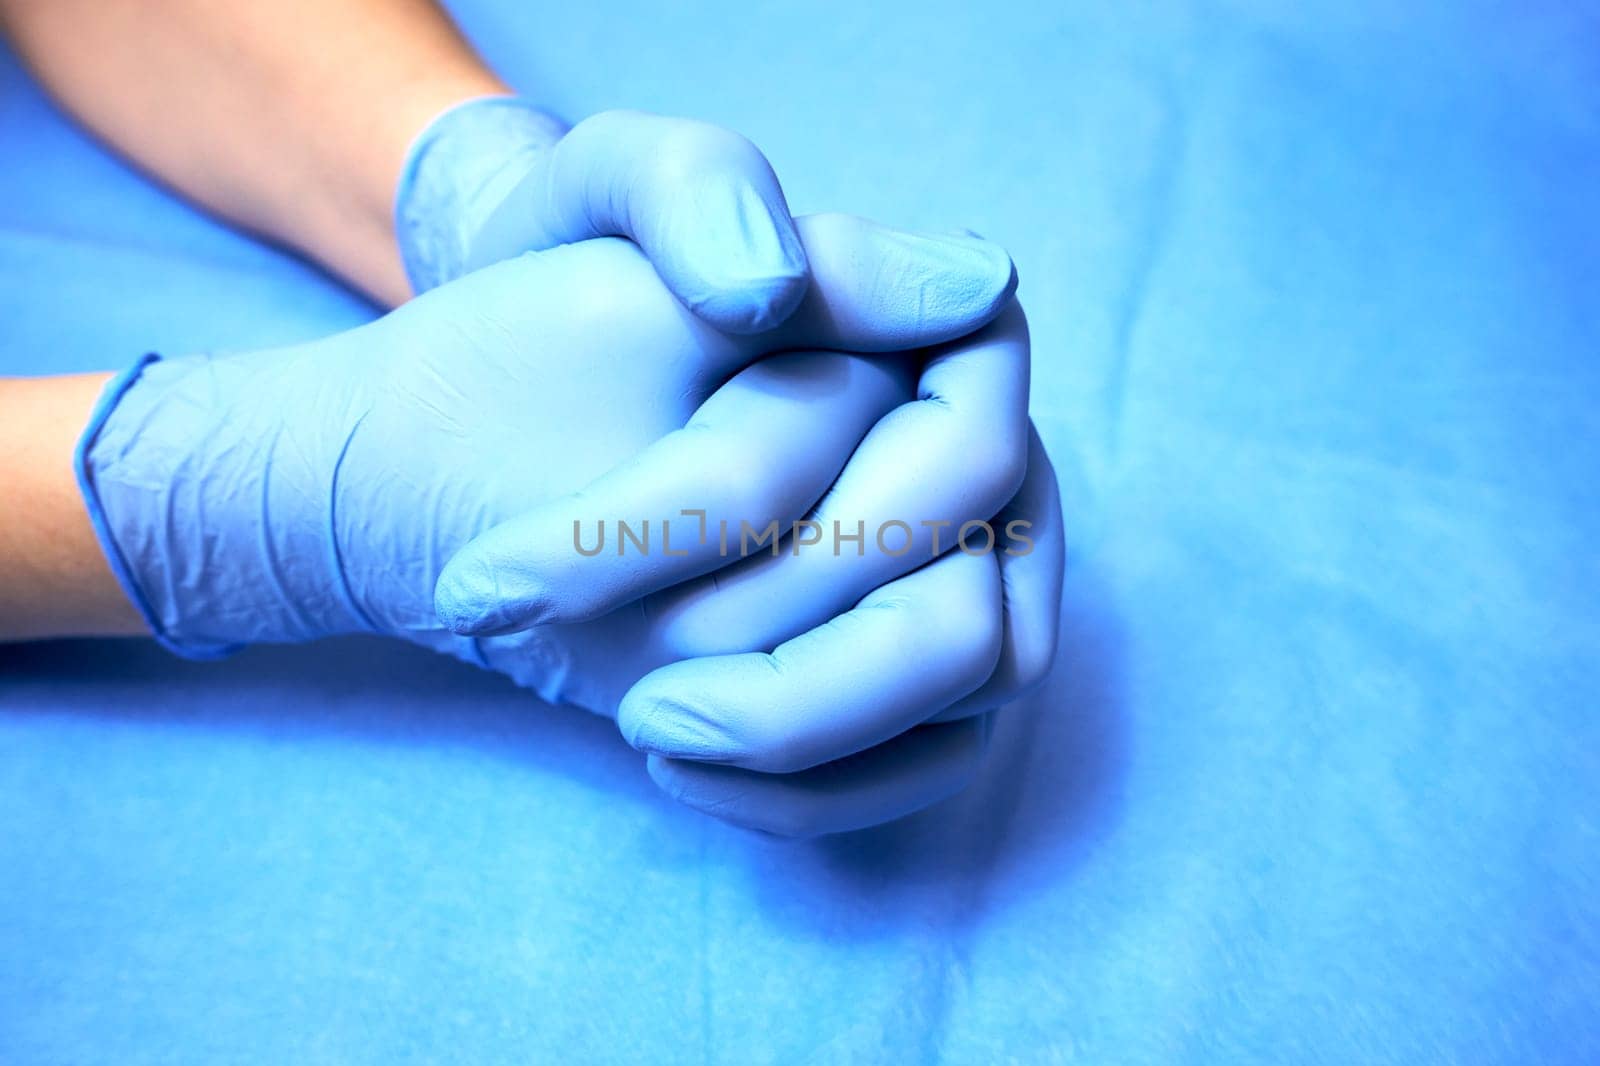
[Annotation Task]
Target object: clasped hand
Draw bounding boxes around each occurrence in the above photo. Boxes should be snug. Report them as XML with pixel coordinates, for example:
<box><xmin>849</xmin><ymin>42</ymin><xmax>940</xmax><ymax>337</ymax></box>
<box><xmin>80</xmin><ymin>105</ymin><xmax>1066</xmax><ymax>836</ymax></box>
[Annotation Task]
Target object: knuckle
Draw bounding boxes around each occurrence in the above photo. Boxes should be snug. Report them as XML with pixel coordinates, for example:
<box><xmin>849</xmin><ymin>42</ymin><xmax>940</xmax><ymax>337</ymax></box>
<box><xmin>657</xmin><ymin>120</ymin><xmax>764</xmax><ymax>173</ymax></box>
<box><xmin>568</xmin><ymin>108</ymin><xmax>650</xmax><ymax>146</ymax></box>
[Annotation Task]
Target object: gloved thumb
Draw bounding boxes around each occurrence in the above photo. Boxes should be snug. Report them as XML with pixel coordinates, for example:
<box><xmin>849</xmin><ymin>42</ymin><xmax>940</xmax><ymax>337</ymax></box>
<box><xmin>762</xmin><ymin>213</ymin><xmax>1018</xmax><ymax>354</ymax></box>
<box><xmin>465</xmin><ymin>110</ymin><xmax>809</xmax><ymax>334</ymax></box>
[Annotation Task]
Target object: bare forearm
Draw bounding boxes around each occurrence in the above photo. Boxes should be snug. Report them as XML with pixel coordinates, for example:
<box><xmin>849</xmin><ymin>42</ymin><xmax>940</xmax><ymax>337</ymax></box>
<box><xmin>0</xmin><ymin>0</ymin><xmax>508</xmax><ymax>305</ymax></box>
<box><xmin>0</xmin><ymin>374</ymin><xmax>143</xmax><ymax>640</ymax></box>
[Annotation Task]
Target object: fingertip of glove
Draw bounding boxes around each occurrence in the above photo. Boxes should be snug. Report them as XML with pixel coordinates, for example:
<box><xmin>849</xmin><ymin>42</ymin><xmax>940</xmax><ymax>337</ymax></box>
<box><xmin>618</xmin><ymin>684</ymin><xmax>737</xmax><ymax>762</ymax></box>
<box><xmin>433</xmin><ymin>555</ymin><xmax>550</xmax><ymax>636</ymax></box>
<box><xmin>935</xmin><ymin>231</ymin><xmax>1018</xmax><ymax>321</ymax></box>
<box><xmin>669</xmin><ymin>177</ymin><xmax>810</xmax><ymax>332</ymax></box>
<box><xmin>993</xmin><ymin>246</ymin><xmax>1021</xmax><ymax>307</ymax></box>
<box><xmin>432</xmin><ymin>579</ymin><xmax>491</xmax><ymax>636</ymax></box>
<box><xmin>684</xmin><ymin>266</ymin><xmax>810</xmax><ymax>334</ymax></box>
<box><xmin>854</xmin><ymin>219</ymin><xmax>1018</xmax><ymax>330</ymax></box>
<box><xmin>616</xmin><ymin>689</ymin><xmax>672</xmax><ymax>753</ymax></box>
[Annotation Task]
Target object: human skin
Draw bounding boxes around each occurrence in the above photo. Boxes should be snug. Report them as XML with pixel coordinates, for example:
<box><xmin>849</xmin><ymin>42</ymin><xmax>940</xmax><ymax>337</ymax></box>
<box><xmin>0</xmin><ymin>0</ymin><xmax>506</xmax><ymax>306</ymax></box>
<box><xmin>0</xmin><ymin>0</ymin><xmax>509</xmax><ymax>629</ymax></box>
<box><xmin>0</xmin><ymin>373</ymin><xmax>143</xmax><ymax>639</ymax></box>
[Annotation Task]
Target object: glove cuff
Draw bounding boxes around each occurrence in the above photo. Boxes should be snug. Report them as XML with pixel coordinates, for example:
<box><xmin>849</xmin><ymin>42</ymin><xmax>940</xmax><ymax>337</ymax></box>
<box><xmin>394</xmin><ymin>96</ymin><xmax>569</xmax><ymax>295</ymax></box>
<box><xmin>76</xmin><ymin>349</ymin><xmax>381</xmax><ymax>657</ymax></box>
<box><xmin>75</xmin><ymin>353</ymin><xmax>241</xmax><ymax>660</ymax></box>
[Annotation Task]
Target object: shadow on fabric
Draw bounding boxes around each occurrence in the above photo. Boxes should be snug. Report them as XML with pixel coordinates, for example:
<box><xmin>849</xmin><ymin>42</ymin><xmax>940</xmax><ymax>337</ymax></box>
<box><xmin>0</xmin><ymin>567</ymin><xmax>1128</xmax><ymax>936</ymax></box>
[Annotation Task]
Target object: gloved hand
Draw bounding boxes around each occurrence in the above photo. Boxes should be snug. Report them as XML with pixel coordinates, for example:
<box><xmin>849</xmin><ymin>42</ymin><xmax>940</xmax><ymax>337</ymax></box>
<box><xmin>395</xmin><ymin>99</ymin><xmax>807</xmax><ymax>332</ymax></box>
<box><xmin>78</xmin><ymin>215</ymin><xmax>1052</xmax><ymax>833</ymax></box>
<box><xmin>435</xmin><ymin>298</ymin><xmax>1066</xmax><ymax>837</ymax></box>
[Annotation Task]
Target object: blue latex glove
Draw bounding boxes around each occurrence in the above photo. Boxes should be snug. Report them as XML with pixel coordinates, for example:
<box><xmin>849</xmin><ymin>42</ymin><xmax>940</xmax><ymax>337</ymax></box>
<box><xmin>77</xmin><ymin>215</ymin><xmax>1034</xmax><ymax>833</ymax></box>
<box><xmin>395</xmin><ymin>99</ymin><xmax>807</xmax><ymax>332</ymax></box>
<box><xmin>435</xmin><ymin>296</ymin><xmax>1067</xmax><ymax>836</ymax></box>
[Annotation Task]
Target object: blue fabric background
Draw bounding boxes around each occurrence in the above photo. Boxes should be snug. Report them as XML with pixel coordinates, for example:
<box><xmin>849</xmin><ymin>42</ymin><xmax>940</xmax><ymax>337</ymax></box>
<box><xmin>2</xmin><ymin>1</ymin><xmax>1596</xmax><ymax>1061</ymax></box>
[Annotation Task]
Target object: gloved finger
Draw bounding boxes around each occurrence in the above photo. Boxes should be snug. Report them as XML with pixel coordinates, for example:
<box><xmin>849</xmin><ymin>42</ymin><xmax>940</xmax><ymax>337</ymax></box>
<box><xmin>762</xmin><ymin>213</ymin><xmax>1016</xmax><ymax>357</ymax></box>
<box><xmin>617</xmin><ymin>548</ymin><xmax>1003</xmax><ymax>774</ymax></box>
<box><xmin>452</xmin><ymin>211</ymin><xmax>1014</xmax><ymax>384</ymax></box>
<box><xmin>648</xmin><ymin>300</ymin><xmax>1031</xmax><ymax>658</ymax></box>
<box><xmin>465</xmin><ymin>110</ymin><xmax>808</xmax><ymax>334</ymax></box>
<box><xmin>645</xmin><ymin>715</ymin><xmax>993</xmax><ymax>838</ymax></box>
<box><xmin>434</xmin><ymin>351</ymin><xmax>913</xmax><ymax>634</ymax></box>
<box><xmin>646</xmin><ymin>212</ymin><xmax>1015</xmax><ymax>374</ymax></box>
<box><xmin>930</xmin><ymin>424</ymin><xmax>1065</xmax><ymax>721</ymax></box>
<box><xmin>434</xmin><ymin>218</ymin><xmax>1014</xmax><ymax>637</ymax></box>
